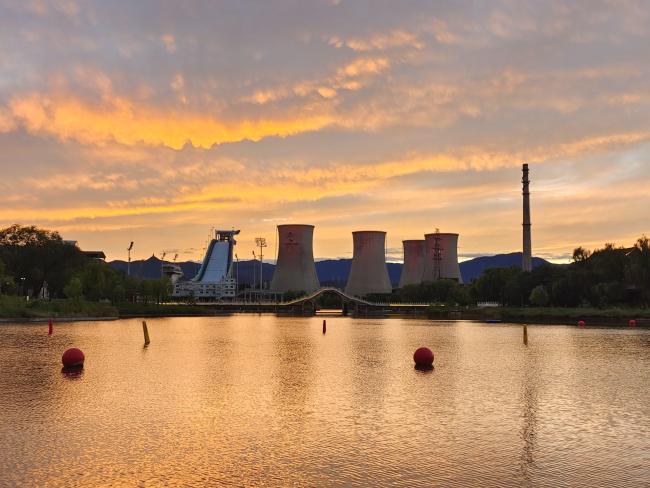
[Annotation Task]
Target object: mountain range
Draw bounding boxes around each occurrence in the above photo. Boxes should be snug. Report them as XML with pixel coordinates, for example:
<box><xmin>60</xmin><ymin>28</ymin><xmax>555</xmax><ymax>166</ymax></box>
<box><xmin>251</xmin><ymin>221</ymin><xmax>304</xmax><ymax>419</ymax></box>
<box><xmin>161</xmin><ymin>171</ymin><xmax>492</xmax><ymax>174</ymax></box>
<box><xmin>108</xmin><ymin>252</ymin><xmax>549</xmax><ymax>286</ymax></box>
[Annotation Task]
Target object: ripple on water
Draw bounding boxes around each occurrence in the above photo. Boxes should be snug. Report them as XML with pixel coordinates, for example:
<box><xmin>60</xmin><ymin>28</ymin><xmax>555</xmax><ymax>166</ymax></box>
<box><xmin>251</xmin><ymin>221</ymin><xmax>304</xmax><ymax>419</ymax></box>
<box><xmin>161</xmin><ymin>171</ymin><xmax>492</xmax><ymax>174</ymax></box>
<box><xmin>0</xmin><ymin>318</ymin><xmax>648</xmax><ymax>487</ymax></box>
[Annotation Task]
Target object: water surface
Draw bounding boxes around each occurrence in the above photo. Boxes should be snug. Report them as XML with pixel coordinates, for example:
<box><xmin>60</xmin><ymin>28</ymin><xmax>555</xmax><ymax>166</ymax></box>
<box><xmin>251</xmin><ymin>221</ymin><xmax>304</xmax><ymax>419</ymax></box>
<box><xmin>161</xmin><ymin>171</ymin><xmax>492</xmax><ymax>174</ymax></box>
<box><xmin>1</xmin><ymin>317</ymin><xmax>648</xmax><ymax>487</ymax></box>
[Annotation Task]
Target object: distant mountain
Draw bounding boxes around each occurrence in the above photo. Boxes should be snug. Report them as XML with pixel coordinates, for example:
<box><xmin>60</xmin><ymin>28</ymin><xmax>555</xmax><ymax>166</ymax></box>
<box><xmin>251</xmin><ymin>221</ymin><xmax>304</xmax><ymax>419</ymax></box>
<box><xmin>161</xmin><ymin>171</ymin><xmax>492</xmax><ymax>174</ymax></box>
<box><xmin>109</xmin><ymin>255</ymin><xmax>201</xmax><ymax>281</ymax></box>
<box><xmin>459</xmin><ymin>252</ymin><xmax>549</xmax><ymax>282</ymax></box>
<box><xmin>108</xmin><ymin>252</ymin><xmax>549</xmax><ymax>286</ymax></box>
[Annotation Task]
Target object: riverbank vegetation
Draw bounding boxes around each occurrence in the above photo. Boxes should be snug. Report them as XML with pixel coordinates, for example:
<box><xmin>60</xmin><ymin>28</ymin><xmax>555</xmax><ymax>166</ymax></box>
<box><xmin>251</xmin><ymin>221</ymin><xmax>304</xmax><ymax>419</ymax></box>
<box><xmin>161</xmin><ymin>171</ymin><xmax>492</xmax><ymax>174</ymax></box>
<box><xmin>393</xmin><ymin>237</ymin><xmax>649</xmax><ymax>309</ymax></box>
<box><xmin>0</xmin><ymin>225</ymin><xmax>170</xmax><ymax>305</ymax></box>
<box><xmin>0</xmin><ymin>295</ymin><xmax>118</xmax><ymax>319</ymax></box>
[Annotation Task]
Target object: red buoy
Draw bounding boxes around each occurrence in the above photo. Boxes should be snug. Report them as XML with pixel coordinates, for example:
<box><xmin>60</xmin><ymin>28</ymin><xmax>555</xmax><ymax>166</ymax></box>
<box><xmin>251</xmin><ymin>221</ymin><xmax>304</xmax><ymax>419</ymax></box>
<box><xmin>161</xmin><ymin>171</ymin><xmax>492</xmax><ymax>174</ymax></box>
<box><xmin>322</xmin><ymin>319</ymin><xmax>326</xmax><ymax>334</ymax></box>
<box><xmin>578</xmin><ymin>320</ymin><xmax>586</xmax><ymax>328</ymax></box>
<box><xmin>413</xmin><ymin>347</ymin><xmax>434</xmax><ymax>369</ymax></box>
<box><xmin>62</xmin><ymin>348</ymin><xmax>85</xmax><ymax>369</ymax></box>
<box><xmin>629</xmin><ymin>319</ymin><xmax>636</xmax><ymax>327</ymax></box>
<box><xmin>48</xmin><ymin>319</ymin><xmax>53</xmax><ymax>335</ymax></box>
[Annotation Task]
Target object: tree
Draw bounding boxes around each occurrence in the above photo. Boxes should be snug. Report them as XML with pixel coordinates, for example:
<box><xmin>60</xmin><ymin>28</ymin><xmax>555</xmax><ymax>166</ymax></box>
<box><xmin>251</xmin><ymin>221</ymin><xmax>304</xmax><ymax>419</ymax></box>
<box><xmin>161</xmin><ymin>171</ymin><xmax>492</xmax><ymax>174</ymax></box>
<box><xmin>64</xmin><ymin>277</ymin><xmax>83</xmax><ymax>299</ymax></box>
<box><xmin>529</xmin><ymin>285</ymin><xmax>550</xmax><ymax>307</ymax></box>
<box><xmin>0</xmin><ymin>224</ymin><xmax>86</xmax><ymax>298</ymax></box>
<box><xmin>0</xmin><ymin>258</ymin><xmax>14</xmax><ymax>295</ymax></box>
<box><xmin>572</xmin><ymin>247</ymin><xmax>591</xmax><ymax>263</ymax></box>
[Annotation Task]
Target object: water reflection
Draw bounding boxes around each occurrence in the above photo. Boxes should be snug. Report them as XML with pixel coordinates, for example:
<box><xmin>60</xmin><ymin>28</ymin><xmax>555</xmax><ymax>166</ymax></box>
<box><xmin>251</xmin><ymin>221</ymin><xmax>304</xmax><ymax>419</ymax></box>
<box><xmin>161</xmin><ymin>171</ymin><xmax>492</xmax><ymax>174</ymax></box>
<box><xmin>0</xmin><ymin>318</ymin><xmax>648</xmax><ymax>487</ymax></box>
<box><xmin>519</xmin><ymin>345</ymin><xmax>539</xmax><ymax>485</ymax></box>
<box><xmin>60</xmin><ymin>367</ymin><xmax>84</xmax><ymax>379</ymax></box>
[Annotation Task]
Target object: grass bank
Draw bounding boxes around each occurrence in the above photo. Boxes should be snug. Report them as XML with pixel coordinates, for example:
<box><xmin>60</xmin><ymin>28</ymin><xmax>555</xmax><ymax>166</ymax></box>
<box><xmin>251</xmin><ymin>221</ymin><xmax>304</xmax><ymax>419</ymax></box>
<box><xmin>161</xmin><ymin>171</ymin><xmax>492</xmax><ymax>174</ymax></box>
<box><xmin>460</xmin><ymin>306</ymin><xmax>650</xmax><ymax>325</ymax></box>
<box><xmin>0</xmin><ymin>295</ymin><xmax>118</xmax><ymax>319</ymax></box>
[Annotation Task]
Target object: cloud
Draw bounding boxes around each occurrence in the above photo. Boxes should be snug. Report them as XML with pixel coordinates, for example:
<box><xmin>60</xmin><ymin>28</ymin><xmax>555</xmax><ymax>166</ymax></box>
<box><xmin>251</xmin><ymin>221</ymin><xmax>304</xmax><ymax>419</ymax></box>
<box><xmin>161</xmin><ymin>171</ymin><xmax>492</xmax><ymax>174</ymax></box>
<box><xmin>7</xmin><ymin>93</ymin><xmax>336</xmax><ymax>149</ymax></box>
<box><xmin>330</xmin><ymin>30</ymin><xmax>424</xmax><ymax>51</ymax></box>
<box><xmin>0</xmin><ymin>0</ymin><xmax>649</xmax><ymax>260</ymax></box>
<box><xmin>160</xmin><ymin>34</ymin><xmax>176</xmax><ymax>53</ymax></box>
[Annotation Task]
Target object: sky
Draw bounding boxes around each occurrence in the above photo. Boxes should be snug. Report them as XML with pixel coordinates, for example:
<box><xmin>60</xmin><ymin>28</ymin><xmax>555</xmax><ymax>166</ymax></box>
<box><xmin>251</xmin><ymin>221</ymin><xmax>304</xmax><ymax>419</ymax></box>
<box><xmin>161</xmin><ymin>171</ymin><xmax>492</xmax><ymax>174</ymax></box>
<box><xmin>0</xmin><ymin>0</ymin><xmax>648</xmax><ymax>263</ymax></box>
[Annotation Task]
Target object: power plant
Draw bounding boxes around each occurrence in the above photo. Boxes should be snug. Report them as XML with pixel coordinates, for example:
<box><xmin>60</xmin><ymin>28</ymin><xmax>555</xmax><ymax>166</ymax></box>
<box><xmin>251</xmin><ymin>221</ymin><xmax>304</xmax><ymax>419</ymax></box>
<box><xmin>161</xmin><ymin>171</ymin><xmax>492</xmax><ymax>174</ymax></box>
<box><xmin>522</xmin><ymin>163</ymin><xmax>532</xmax><ymax>272</ymax></box>
<box><xmin>422</xmin><ymin>232</ymin><xmax>462</xmax><ymax>283</ymax></box>
<box><xmin>345</xmin><ymin>231</ymin><xmax>392</xmax><ymax>296</ymax></box>
<box><xmin>399</xmin><ymin>240</ymin><xmax>425</xmax><ymax>287</ymax></box>
<box><xmin>270</xmin><ymin>224</ymin><xmax>320</xmax><ymax>293</ymax></box>
<box><xmin>169</xmin><ymin>163</ymin><xmax>534</xmax><ymax>300</ymax></box>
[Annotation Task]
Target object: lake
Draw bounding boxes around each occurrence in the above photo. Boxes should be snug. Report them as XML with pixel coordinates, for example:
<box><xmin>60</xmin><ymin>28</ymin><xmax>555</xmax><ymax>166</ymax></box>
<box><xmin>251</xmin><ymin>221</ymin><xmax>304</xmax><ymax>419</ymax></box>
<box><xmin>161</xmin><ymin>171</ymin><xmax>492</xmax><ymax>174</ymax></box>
<box><xmin>0</xmin><ymin>316</ymin><xmax>648</xmax><ymax>487</ymax></box>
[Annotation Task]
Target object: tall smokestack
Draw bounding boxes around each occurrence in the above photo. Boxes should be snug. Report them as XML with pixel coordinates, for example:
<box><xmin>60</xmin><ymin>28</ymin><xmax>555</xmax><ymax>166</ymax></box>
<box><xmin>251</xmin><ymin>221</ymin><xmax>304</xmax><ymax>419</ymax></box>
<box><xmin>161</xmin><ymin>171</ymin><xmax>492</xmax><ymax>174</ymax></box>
<box><xmin>522</xmin><ymin>163</ymin><xmax>532</xmax><ymax>272</ymax></box>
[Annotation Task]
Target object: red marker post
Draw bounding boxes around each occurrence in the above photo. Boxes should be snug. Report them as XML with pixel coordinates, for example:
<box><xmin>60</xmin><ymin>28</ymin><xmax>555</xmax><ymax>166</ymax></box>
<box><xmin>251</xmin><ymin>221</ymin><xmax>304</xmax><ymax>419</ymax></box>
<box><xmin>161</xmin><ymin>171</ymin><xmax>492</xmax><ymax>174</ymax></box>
<box><xmin>48</xmin><ymin>318</ymin><xmax>53</xmax><ymax>335</ymax></box>
<box><xmin>322</xmin><ymin>319</ymin><xmax>326</xmax><ymax>334</ymax></box>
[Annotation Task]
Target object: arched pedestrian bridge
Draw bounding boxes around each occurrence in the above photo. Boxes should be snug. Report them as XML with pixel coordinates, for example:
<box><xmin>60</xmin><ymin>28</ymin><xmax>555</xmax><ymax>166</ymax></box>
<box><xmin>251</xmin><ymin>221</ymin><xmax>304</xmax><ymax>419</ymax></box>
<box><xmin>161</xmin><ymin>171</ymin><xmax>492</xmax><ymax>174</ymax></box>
<box><xmin>280</xmin><ymin>287</ymin><xmax>430</xmax><ymax>316</ymax></box>
<box><xmin>189</xmin><ymin>287</ymin><xmax>431</xmax><ymax>316</ymax></box>
<box><xmin>280</xmin><ymin>287</ymin><xmax>382</xmax><ymax>316</ymax></box>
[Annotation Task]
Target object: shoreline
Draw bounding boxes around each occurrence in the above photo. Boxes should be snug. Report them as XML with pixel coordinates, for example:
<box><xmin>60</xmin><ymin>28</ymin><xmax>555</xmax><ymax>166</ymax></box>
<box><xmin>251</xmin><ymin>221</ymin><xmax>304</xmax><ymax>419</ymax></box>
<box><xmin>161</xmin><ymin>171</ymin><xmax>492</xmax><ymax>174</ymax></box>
<box><xmin>1</xmin><ymin>309</ymin><xmax>648</xmax><ymax>327</ymax></box>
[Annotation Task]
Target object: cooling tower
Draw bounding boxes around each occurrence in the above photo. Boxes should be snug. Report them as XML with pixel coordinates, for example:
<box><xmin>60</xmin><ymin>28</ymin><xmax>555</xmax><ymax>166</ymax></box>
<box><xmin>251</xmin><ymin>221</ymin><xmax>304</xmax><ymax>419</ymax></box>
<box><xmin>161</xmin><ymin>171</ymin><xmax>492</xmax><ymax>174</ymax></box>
<box><xmin>422</xmin><ymin>232</ymin><xmax>463</xmax><ymax>283</ymax></box>
<box><xmin>270</xmin><ymin>224</ymin><xmax>320</xmax><ymax>293</ymax></box>
<box><xmin>345</xmin><ymin>231</ymin><xmax>392</xmax><ymax>296</ymax></box>
<box><xmin>399</xmin><ymin>240</ymin><xmax>425</xmax><ymax>288</ymax></box>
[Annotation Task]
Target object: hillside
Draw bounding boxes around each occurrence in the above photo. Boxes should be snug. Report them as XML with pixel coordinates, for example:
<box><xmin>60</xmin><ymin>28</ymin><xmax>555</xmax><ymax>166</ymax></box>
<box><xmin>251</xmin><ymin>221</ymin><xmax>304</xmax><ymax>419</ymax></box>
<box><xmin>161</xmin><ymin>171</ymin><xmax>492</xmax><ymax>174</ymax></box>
<box><xmin>108</xmin><ymin>252</ymin><xmax>549</xmax><ymax>286</ymax></box>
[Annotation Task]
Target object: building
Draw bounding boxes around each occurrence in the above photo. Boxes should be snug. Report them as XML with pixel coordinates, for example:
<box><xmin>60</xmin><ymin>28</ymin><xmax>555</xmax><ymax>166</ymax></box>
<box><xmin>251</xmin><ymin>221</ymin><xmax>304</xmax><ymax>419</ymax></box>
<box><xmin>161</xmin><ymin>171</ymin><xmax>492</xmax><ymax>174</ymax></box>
<box><xmin>345</xmin><ymin>231</ymin><xmax>392</xmax><ymax>296</ymax></box>
<box><xmin>173</xmin><ymin>229</ymin><xmax>239</xmax><ymax>300</ymax></box>
<box><xmin>270</xmin><ymin>224</ymin><xmax>320</xmax><ymax>293</ymax></box>
<box><xmin>399</xmin><ymin>239</ymin><xmax>425</xmax><ymax>287</ymax></box>
<box><xmin>162</xmin><ymin>262</ymin><xmax>183</xmax><ymax>285</ymax></box>
<box><xmin>421</xmin><ymin>232</ymin><xmax>463</xmax><ymax>283</ymax></box>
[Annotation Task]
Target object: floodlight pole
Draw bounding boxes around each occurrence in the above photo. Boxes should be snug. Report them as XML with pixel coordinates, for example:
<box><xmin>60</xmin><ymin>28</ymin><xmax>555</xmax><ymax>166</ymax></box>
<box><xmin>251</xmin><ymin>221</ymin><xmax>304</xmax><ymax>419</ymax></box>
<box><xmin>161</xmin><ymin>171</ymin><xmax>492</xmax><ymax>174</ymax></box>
<box><xmin>127</xmin><ymin>241</ymin><xmax>134</xmax><ymax>276</ymax></box>
<box><xmin>255</xmin><ymin>237</ymin><xmax>267</xmax><ymax>292</ymax></box>
<box><xmin>235</xmin><ymin>253</ymin><xmax>239</xmax><ymax>294</ymax></box>
<box><xmin>252</xmin><ymin>250</ymin><xmax>257</xmax><ymax>298</ymax></box>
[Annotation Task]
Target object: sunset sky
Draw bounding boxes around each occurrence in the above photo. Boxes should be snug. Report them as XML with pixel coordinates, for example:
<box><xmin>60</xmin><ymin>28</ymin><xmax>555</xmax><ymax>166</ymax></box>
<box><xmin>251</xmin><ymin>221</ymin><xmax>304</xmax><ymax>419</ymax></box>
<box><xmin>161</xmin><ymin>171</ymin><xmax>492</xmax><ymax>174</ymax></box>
<box><xmin>0</xmin><ymin>0</ymin><xmax>648</xmax><ymax>263</ymax></box>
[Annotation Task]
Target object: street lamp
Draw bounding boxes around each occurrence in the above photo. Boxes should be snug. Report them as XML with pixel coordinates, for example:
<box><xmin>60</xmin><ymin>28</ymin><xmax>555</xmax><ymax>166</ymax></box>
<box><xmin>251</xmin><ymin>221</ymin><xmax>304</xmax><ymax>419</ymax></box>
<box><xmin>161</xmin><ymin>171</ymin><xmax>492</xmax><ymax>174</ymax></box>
<box><xmin>235</xmin><ymin>253</ymin><xmax>239</xmax><ymax>293</ymax></box>
<box><xmin>252</xmin><ymin>250</ymin><xmax>257</xmax><ymax>299</ymax></box>
<box><xmin>255</xmin><ymin>237</ymin><xmax>267</xmax><ymax>292</ymax></box>
<box><xmin>127</xmin><ymin>241</ymin><xmax>134</xmax><ymax>276</ymax></box>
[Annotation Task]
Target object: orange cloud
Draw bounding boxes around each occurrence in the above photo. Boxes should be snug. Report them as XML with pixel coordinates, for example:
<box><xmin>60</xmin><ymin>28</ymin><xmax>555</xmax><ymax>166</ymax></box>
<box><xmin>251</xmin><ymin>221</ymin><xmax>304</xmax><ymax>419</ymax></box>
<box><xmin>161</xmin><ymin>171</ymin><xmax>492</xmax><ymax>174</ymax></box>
<box><xmin>8</xmin><ymin>93</ymin><xmax>335</xmax><ymax>149</ymax></box>
<box><xmin>332</xmin><ymin>30</ymin><xmax>424</xmax><ymax>51</ymax></box>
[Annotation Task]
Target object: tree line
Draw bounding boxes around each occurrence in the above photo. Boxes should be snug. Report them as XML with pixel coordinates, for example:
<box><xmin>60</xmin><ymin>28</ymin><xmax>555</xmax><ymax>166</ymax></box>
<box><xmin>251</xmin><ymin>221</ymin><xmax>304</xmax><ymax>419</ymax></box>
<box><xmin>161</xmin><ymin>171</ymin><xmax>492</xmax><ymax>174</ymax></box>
<box><xmin>392</xmin><ymin>237</ymin><xmax>649</xmax><ymax>308</ymax></box>
<box><xmin>0</xmin><ymin>225</ymin><xmax>169</xmax><ymax>304</ymax></box>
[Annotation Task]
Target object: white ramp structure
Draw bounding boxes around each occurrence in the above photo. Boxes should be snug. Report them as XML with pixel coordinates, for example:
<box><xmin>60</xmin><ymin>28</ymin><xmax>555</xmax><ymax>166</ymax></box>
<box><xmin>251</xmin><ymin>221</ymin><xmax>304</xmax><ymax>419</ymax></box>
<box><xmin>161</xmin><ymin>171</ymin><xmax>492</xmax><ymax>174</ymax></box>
<box><xmin>399</xmin><ymin>239</ymin><xmax>425</xmax><ymax>288</ymax></box>
<box><xmin>173</xmin><ymin>229</ymin><xmax>239</xmax><ymax>299</ymax></box>
<box><xmin>422</xmin><ymin>232</ymin><xmax>463</xmax><ymax>283</ymax></box>
<box><xmin>270</xmin><ymin>224</ymin><xmax>320</xmax><ymax>293</ymax></box>
<box><xmin>345</xmin><ymin>231</ymin><xmax>392</xmax><ymax>296</ymax></box>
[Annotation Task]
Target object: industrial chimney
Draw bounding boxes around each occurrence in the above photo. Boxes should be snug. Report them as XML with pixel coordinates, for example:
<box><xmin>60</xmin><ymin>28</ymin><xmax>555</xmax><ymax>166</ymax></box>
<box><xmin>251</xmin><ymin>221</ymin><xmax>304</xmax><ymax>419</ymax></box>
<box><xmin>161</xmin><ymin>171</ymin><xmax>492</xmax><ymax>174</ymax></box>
<box><xmin>345</xmin><ymin>231</ymin><xmax>392</xmax><ymax>296</ymax></box>
<box><xmin>399</xmin><ymin>240</ymin><xmax>425</xmax><ymax>288</ymax></box>
<box><xmin>422</xmin><ymin>232</ymin><xmax>463</xmax><ymax>283</ymax></box>
<box><xmin>270</xmin><ymin>224</ymin><xmax>320</xmax><ymax>293</ymax></box>
<box><xmin>522</xmin><ymin>163</ymin><xmax>532</xmax><ymax>272</ymax></box>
